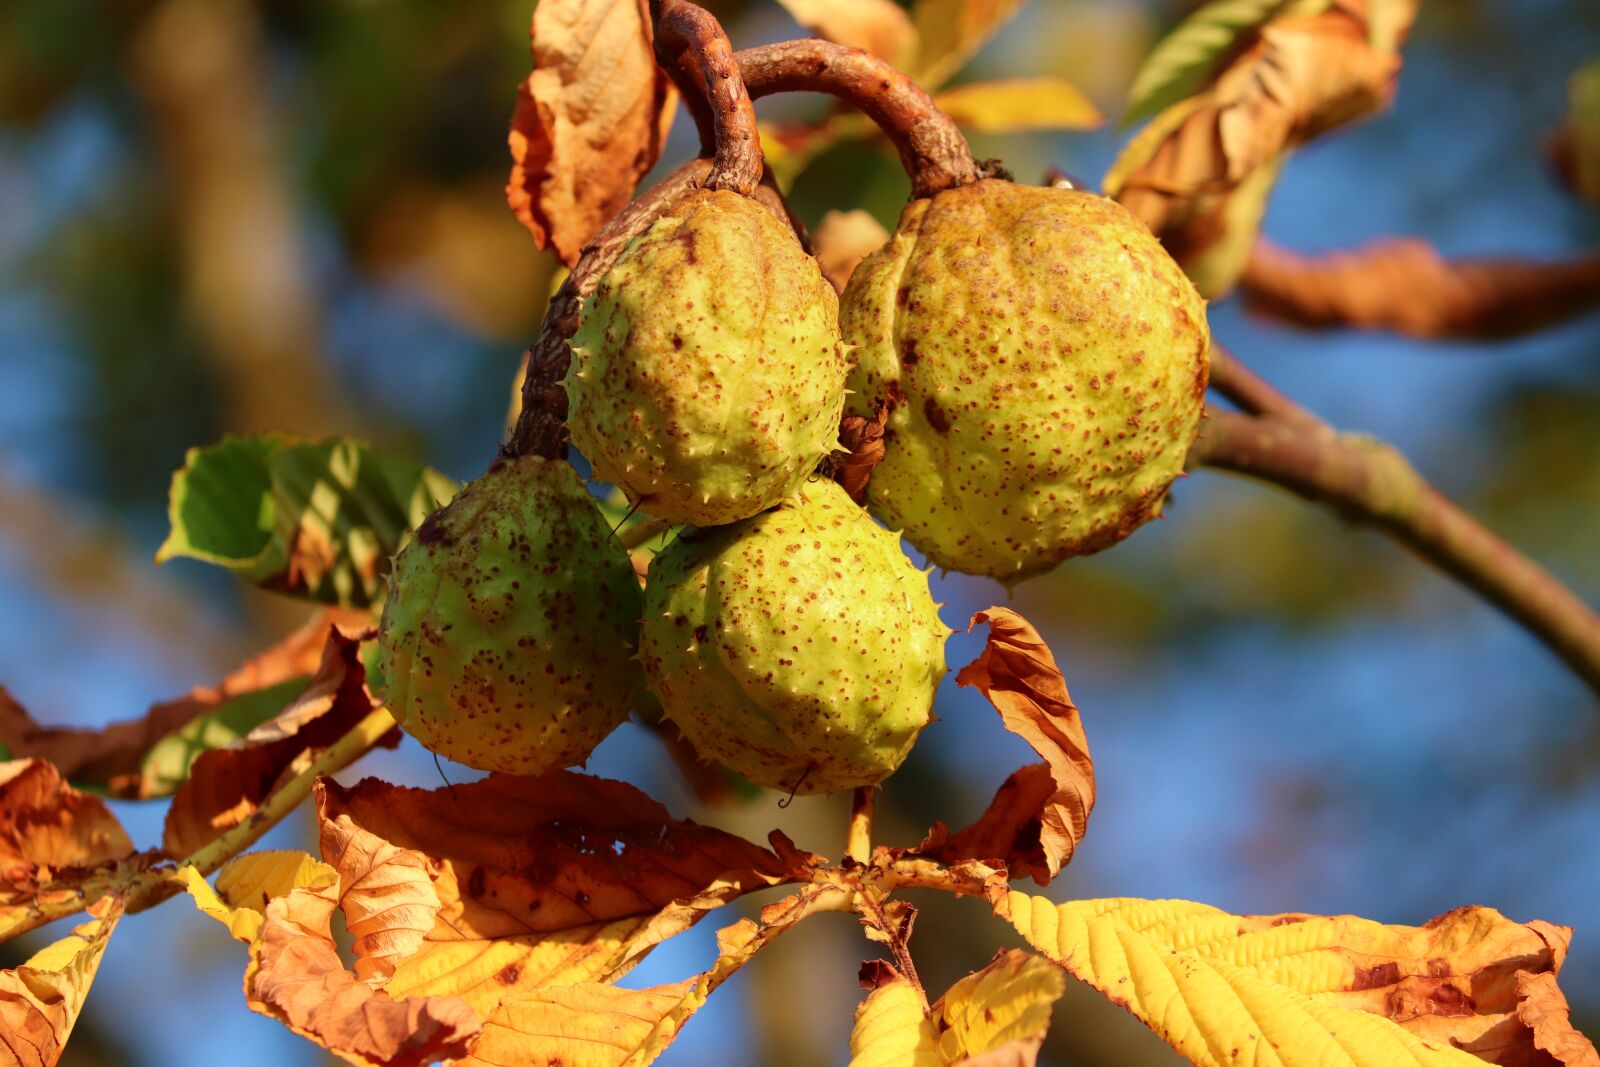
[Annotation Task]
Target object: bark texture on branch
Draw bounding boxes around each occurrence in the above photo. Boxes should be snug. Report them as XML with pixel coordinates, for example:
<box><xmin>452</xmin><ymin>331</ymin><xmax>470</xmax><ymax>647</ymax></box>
<box><xmin>651</xmin><ymin>0</ymin><xmax>764</xmax><ymax>194</ymax></box>
<box><xmin>1240</xmin><ymin>238</ymin><xmax>1600</xmax><ymax>339</ymax></box>
<box><xmin>1190</xmin><ymin>406</ymin><xmax>1600</xmax><ymax>695</ymax></box>
<box><xmin>735</xmin><ymin>40</ymin><xmax>980</xmax><ymax>198</ymax></box>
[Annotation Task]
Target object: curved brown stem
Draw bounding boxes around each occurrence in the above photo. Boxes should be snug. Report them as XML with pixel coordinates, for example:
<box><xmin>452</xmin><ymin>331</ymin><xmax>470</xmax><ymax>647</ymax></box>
<box><xmin>735</xmin><ymin>40</ymin><xmax>980</xmax><ymax>199</ymax></box>
<box><xmin>1207</xmin><ymin>343</ymin><xmax>1312</xmax><ymax>424</ymax></box>
<box><xmin>650</xmin><ymin>0</ymin><xmax>763</xmax><ymax>195</ymax></box>
<box><xmin>1189</xmin><ymin>405</ymin><xmax>1600</xmax><ymax>697</ymax></box>
<box><xmin>504</xmin><ymin>159</ymin><xmax>797</xmax><ymax>459</ymax></box>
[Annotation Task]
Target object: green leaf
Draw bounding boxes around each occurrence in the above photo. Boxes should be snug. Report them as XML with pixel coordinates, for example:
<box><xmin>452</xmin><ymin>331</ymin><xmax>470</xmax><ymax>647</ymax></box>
<box><xmin>932</xmin><ymin>78</ymin><xmax>1103</xmax><ymax>132</ymax></box>
<box><xmin>1123</xmin><ymin>0</ymin><xmax>1325</xmax><ymax>128</ymax></box>
<box><xmin>908</xmin><ymin>0</ymin><xmax>1029</xmax><ymax>89</ymax></box>
<box><xmin>157</xmin><ymin>435</ymin><xmax>457</xmax><ymax>607</ymax></box>
<box><xmin>136</xmin><ymin>677</ymin><xmax>312</xmax><ymax>798</ymax></box>
<box><xmin>1568</xmin><ymin>58</ymin><xmax>1600</xmax><ymax>209</ymax></box>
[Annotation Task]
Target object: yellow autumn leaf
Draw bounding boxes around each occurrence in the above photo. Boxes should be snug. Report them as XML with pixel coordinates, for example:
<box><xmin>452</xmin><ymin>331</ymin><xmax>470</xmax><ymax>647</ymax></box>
<box><xmin>849</xmin><ymin>973</ymin><xmax>942</xmax><ymax>1067</ymax></box>
<box><xmin>456</xmin><ymin>886</ymin><xmax>839</xmax><ymax>1067</ymax></box>
<box><xmin>933</xmin><ymin>78</ymin><xmax>1103</xmax><ymax>132</ymax></box>
<box><xmin>0</xmin><ymin>896</ymin><xmax>122</xmax><ymax>1067</ymax></box>
<box><xmin>774</xmin><ymin>0</ymin><xmax>917</xmax><ymax>65</ymax></box>
<box><xmin>935</xmin><ymin>950</ymin><xmax>1062</xmax><ymax>1063</ymax></box>
<box><xmin>176</xmin><ymin>849</ymin><xmax>480</xmax><ymax>1067</ymax></box>
<box><xmin>909</xmin><ymin>0</ymin><xmax>1029</xmax><ymax>88</ymax></box>
<box><xmin>1002</xmin><ymin>892</ymin><xmax>1595</xmax><ymax>1067</ymax></box>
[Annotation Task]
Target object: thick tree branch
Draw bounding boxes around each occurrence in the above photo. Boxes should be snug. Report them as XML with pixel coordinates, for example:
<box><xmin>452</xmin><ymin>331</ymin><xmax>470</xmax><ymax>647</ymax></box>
<box><xmin>650</xmin><ymin>0</ymin><xmax>763</xmax><ymax>194</ymax></box>
<box><xmin>1190</xmin><ymin>407</ymin><xmax>1600</xmax><ymax>695</ymax></box>
<box><xmin>1240</xmin><ymin>238</ymin><xmax>1600</xmax><ymax>339</ymax></box>
<box><xmin>734</xmin><ymin>40</ymin><xmax>980</xmax><ymax>198</ymax></box>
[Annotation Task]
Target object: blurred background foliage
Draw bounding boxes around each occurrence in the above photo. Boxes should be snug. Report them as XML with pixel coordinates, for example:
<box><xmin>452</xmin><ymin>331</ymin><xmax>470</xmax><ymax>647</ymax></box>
<box><xmin>0</xmin><ymin>0</ymin><xmax>1598</xmax><ymax>1064</ymax></box>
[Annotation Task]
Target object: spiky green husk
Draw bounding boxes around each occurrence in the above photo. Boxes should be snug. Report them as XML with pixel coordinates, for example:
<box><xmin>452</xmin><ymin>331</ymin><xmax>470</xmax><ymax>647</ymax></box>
<box><xmin>640</xmin><ymin>480</ymin><xmax>947</xmax><ymax>795</ymax></box>
<box><xmin>566</xmin><ymin>189</ymin><xmax>848</xmax><ymax>527</ymax></box>
<box><xmin>841</xmin><ymin>180</ymin><xmax>1210</xmax><ymax>581</ymax></box>
<box><xmin>377</xmin><ymin>456</ymin><xmax>643</xmax><ymax>774</ymax></box>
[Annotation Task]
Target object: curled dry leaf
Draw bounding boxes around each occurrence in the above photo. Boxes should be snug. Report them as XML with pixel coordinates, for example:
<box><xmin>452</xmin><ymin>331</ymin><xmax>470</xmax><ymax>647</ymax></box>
<box><xmin>924</xmin><ymin>608</ymin><xmax>1094</xmax><ymax>883</ymax></box>
<box><xmin>175</xmin><ymin>850</ymin><xmax>480</xmax><ymax>1067</ymax></box>
<box><xmin>0</xmin><ymin>608</ymin><xmax>359</xmax><ymax>798</ymax></box>
<box><xmin>0</xmin><ymin>895</ymin><xmax>122</xmax><ymax>1067</ymax></box>
<box><xmin>1106</xmin><ymin>5</ymin><xmax>1413</xmax><ymax>297</ymax></box>
<box><xmin>1239</xmin><ymin>238</ymin><xmax>1600</xmax><ymax>340</ymax></box>
<box><xmin>1003</xmin><ymin>893</ymin><xmax>1600</xmax><ymax>1067</ymax></box>
<box><xmin>1</xmin><ymin>759</ymin><xmax>137</xmax><ymax>942</ymax></box>
<box><xmin>162</xmin><ymin>626</ymin><xmax>386</xmax><ymax>859</ymax></box>
<box><xmin>507</xmin><ymin>0</ymin><xmax>676</xmax><ymax>265</ymax></box>
<box><xmin>316</xmin><ymin>772</ymin><xmax>817</xmax><ymax>1015</ymax></box>
<box><xmin>775</xmin><ymin>0</ymin><xmax>917</xmax><ymax>65</ymax></box>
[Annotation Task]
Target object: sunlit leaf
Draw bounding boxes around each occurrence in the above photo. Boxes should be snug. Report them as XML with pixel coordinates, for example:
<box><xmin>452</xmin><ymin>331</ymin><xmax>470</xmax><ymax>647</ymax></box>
<box><xmin>933</xmin><ymin>78</ymin><xmax>1102</xmax><ymax>132</ymax></box>
<box><xmin>908</xmin><ymin>0</ymin><xmax>1028</xmax><ymax>88</ymax></box>
<box><xmin>316</xmin><ymin>773</ymin><xmax>815</xmax><ymax>1015</ymax></box>
<box><xmin>775</xmin><ymin>0</ymin><xmax>917</xmax><ymax>64</ymax></box>
<box><xmin>934</xmin><ymin>949</ymin><xmax>1063</xmax><ymax>1064</ymax></box>
<box><xmin>1107</xmin><ymin>8</ymin><xmax>1404</xmax><ymax>296</ymax></box>
<box><xmin>176</xmin><ymin>850</ymin><xmax>480</xmax><ymax>1067</ymax></box>
<box><xmin>0</xmin><ymin>760</ymin><xmax>139</xmax><ymax>945</ymax></box>
<box><xmin>812</xmin><ymin>210</ymin><xmax>891</xmax><ymax>294</ymax></box>
<box><xmin>1123</xmin><ymin>0</ymin><xmax>1315</xmax><ymax>128</ymax></box>
<box><xmin>508</xmin><ymin>0</ymin><xmax>677</xmax><ymax>265</ymax></box>
<box><xmin>1003</xmin><ymin>893</ymin><xmax>1599</xmax><ymax>1066</ymax></box>
<box><xmin>455</xmin><ymin>886</ymin><xmax>836</xmax><ymax>1066</ymax></box>
<box><xmin>157</xmin><ymin>435</ymin><xmax>455</xmax><ymax>608</ymax></box>
<box><xmin>162</xmin><ymin>627</ymin><xmax>384</xmax><ymax>859</ymax></box>
<box><xmin>923</xmin><ymin>609</ymin><xmax>1094</xmax><ymax>883</ymax></box>
<box><xmin>849</xmin><ymin>966</ymin><xmax>942</xmax><ymax>1067</ymax></box>
<box><xmin>0</xmin><ymin>608</ymin><xmax>361</xmax><ymax>798</ymax></box>
<box><xmin>0</xmin><ymin>896</ymin><xmax>122</xmax><ymax>1066</ymax></box>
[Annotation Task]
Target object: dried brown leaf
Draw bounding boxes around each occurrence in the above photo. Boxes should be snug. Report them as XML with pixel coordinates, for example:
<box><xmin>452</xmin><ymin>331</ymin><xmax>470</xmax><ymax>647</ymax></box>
<box><xmin>0</xmin><ymin>896</ymin><xmax>122</xmax><ymax>1067</ymax></box>
<box><xmin>251</xmin><ymin>863</ymin><xmax>480</xmax><ymax>1066</ymax></box>
<box><xmin>917</xmin><ymin>762</ymin><xmax>1056</xmax><ymax>885</ymax></box>
<box><xmin>946</xmin><ymin>609</ymin><xmax>1094</xmax><ymax>882</ymax></box>
<box><xmin>507</xmin><ymin>0</ymin><xmax>676</xmax><ymax>265</ymax></box>
<box><xmin>317</xmin><ymin>773</ymin><xmax>815</xmax><ymax>1015</ymax></box>
<box><xmin>1107</xmin><ymin>6</ymin><xmax>1408</xmax><ymax>296</ymax></box>
<box><xmin>1240</xmin><ymin>238</ymin><xmax>1600</xmax><ymax>339</ymax></box>
<box><xmin>0</xmin><ymin>608</ymin><xmax>358</xmax><ymax>798</ymax></box>
<box><xmin>0</xmin><ymin>760</ymin><xmax>133</xmax><ymax>885</ymax></box>
<box><xmin>162</xmin><ymin>627</ymin><xmax>384</xmax><ymax>859</ymax></box>
<box><xmin>317</xmin><ymin>797</ymin><xmax>442</xmax><ymax>985</ymax></box>
<box><xmin>776</xmin><ymin>0</ymin><xmax>917</xmax><ymax>64</ymax></box>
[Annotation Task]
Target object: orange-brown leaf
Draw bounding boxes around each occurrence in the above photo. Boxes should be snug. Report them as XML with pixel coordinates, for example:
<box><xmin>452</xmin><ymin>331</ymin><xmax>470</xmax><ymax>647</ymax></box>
<box><xmin>1107</xmin><ymin>6</ymin><xmax>1407</xmax><ymax>296</ymax></box>
<box><xmin>918</xmin><ymin>762</ymin><xmax>1056</xmax><ymax>886</ymax></box>
<box><xmin>507</xmin><ymin>0</ymin><xmax>676</xmax><ymax>264</ymax></box>
<box><xmin>1239</xmin><ymin>238</ymin><xmax>1600</xmax><ymax>339</ymax></box>
<box><xmin>317</xmin><ymin>773</ymin><xmax>813</xmax><ymax>1013</ymax></box>
<box><xmin>812</xmin><ymin>209</ymin><xmax>891</xmax><ymax>294</ymax></box>
<box><xmin>0</xmin><ymin>608</ymin><xmax>358</xmax><ymax>798</ymax></box>
<box><xmin>0</xmin><ymin>759</ymin><xmax>142</xmax><ymax>944</ymax></box>
<box><xmin>0</xmin><ymin>761</ymin><xmax>133</xmax><ymax>885</ymax></box>
<box><xmin>950</xmin><ymin>609</ymin><xmax>1094</xmax><ymax>881</ymax></box>
<box><xmin>317</xmin><ymin>793</ymin><xmax>442</xmax><ymax>985</ymax></box>
<box><xmin>162</xmin><ymin>627</ymin><xmax>385</xmax><ymax>859</ymax></box>
<box><xmin>251</xmin><ymin>860</ymin><xmax>480</xmax><ymax>1066</ymax></box>
<box><xmin>0</xmin><ymin>896</ymin><xmax>122</xmax><ymax>1067</ymax></box>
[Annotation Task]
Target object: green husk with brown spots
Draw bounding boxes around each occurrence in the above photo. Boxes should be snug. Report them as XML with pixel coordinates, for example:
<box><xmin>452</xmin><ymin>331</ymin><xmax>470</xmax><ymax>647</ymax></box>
<box><xmin>640</xmin><ymin>480</ymin><xmax>947</xmax><ymax>795</ymax></box>
<box><xmin>841</xmin><ymin>179</ymin><xmax>1210</xmax><ymax>581</ymax></box>
<box><xmin>377</xmin><ymin>456</ymin><xmax>643</xmax><ymax>774</ymax></box>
